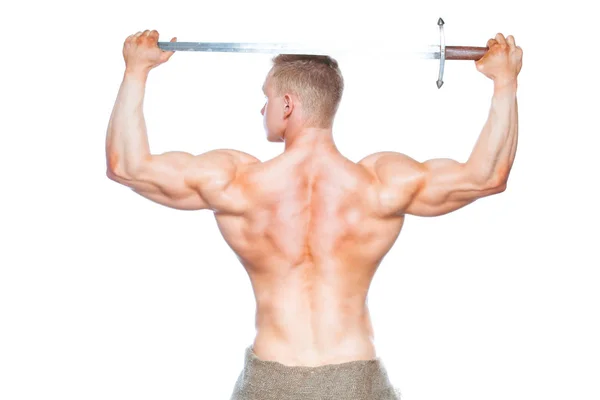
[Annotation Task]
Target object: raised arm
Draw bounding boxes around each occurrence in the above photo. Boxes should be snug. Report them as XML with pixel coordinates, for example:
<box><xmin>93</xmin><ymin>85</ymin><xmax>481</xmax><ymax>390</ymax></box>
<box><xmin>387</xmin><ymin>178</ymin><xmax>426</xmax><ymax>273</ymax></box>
<box><xmin>105</xmin><ymin>31</ymin><xmax>259</xmax><ymax>212</ymax></box>
<box><xmin>361</xmin><ymin>33</ymin><xmax>523</xmax><ymax>217</ymax></box>
<box><xmin>107</xmin><ymin>149</ymin><xmax>259</xmax><ymax>212</ymax></box>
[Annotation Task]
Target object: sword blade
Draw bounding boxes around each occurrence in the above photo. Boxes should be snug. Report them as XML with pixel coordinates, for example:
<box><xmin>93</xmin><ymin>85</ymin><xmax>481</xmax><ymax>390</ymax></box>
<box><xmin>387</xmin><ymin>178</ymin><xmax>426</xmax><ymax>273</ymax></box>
<box><xmin>157</xmin><ymin>42</ymin><xmax>443</xmax><ymax>59</ymax></box>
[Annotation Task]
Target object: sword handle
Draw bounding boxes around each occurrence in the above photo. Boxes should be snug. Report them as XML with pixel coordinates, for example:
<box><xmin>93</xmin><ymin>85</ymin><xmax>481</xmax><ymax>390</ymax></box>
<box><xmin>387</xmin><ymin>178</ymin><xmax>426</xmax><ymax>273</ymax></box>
<box><xmin>446</xmin><ymin>46</ymin><xmax>488</xmax><ymax>61</ymax></box>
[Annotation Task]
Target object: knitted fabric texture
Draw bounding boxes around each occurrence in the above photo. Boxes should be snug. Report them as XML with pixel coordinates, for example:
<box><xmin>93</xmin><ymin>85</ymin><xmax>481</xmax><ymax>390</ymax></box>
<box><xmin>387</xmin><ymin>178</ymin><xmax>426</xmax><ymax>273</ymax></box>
<box><xmin>230</xmin><ymin>346</ymin><xmax>401</xmax><ymax>400</ymax></box>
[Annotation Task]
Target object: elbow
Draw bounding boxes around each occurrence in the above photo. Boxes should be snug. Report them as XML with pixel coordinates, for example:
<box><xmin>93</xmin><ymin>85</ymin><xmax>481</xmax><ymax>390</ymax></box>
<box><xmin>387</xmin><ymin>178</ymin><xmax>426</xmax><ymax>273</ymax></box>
<box><xmin>467</xmin><ymin>163</ymin><xmax>509</xmax><ymax>193</ymax></box>
<box><xmin>106</xmin><ymin>167</ymin><xmax>120</xmax><ymax>181</ymax></box>
<box><xmin>106</xmin><ymin>166</ymin><xmax>127</xmax><ymax>184</ymax></box>
<box><xmin>484</xmin><ymin>173</ymin><xmax>509</xmax><ymax>193</ymax></box>
<box><xmin>105</xmin><ymin>151</ymin><xmax>142</xmax><ymax>181</ymax></box>
<box><xmin>491</xmin><ymin>165</ymin><xmax>510</xmax><ymax>190</ymax></box>
<box><xmin>493</xmin><ymin>181</ymin><xmax>508</xmax><ymax>193</ymax></box>
<box><xmin>106</xmin><ymin>152</ymin><xmax>124</xmax><ymax>181</ymax></box>
<box><xmin>105</xmin><ymin>155</ymin><xmax>141</xmax><ymax>181</ymax></box>
<box><xmin>106</xmin><ymin>166</ymin><xmax>137</xmax><ymax>183</ymax></box>
<box><xmin>106</xmin><ymin>163</ymin><xmax>134</xmax><ymax>182</ymax></box>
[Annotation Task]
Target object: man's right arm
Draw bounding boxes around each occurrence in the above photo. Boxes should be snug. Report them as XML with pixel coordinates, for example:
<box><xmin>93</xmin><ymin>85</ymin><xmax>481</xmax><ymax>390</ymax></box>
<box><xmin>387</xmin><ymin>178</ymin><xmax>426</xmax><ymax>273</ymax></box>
<box><xmin>361</xmin><ymin>33</ymin><xmax>522</xmax><ymax>217</ymax></box>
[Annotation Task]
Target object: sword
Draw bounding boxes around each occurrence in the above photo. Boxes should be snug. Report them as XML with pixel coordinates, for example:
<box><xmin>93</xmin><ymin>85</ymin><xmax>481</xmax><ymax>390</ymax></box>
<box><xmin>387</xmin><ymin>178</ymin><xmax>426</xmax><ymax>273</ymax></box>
<box><xmin>157</xmin><ymin>18</ymin><xmax>488</xmax><ymax>88</ymax></box>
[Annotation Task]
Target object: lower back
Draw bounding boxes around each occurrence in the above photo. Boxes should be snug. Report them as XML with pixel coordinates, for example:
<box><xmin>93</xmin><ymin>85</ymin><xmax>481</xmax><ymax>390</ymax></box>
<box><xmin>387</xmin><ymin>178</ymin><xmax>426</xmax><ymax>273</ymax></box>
<box><xmin>252</xmin><ymin>284</ymin><xmax>377</xmax><ymax>366</ymax></box>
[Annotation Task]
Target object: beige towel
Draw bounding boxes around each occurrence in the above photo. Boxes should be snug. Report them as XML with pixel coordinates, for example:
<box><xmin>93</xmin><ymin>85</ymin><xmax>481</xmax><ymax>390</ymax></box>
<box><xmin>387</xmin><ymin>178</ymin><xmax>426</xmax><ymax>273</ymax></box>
<box><xmin>230</xmin><ymin>346</ymin><xmax>401</xmax><ymax>400</ymax></box>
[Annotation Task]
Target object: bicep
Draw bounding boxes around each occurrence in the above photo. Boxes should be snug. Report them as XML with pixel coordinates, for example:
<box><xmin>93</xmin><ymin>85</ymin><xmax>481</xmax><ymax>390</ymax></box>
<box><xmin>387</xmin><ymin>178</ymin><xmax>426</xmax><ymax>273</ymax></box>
<box><xmin>373</xmin><ymin>153</ymin><xmax>504</xmax><ymax>217</ymax></box>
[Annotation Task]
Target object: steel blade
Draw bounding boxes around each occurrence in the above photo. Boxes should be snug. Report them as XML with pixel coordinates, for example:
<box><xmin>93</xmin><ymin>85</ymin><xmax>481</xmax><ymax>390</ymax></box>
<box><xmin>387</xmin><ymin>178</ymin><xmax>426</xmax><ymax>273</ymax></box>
<box><xmin>157</xmin><ymin>42</ymin><xmax>442</xmax><ymax>59</ymax></box>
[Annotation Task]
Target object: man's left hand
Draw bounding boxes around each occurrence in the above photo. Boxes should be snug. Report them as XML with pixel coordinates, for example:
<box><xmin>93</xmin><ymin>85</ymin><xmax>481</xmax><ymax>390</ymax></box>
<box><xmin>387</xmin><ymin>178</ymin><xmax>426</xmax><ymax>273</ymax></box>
<box><xmin>123</xmin><ymin>30</ymin><xmax>176</xmax><ymax>73</ymax></box>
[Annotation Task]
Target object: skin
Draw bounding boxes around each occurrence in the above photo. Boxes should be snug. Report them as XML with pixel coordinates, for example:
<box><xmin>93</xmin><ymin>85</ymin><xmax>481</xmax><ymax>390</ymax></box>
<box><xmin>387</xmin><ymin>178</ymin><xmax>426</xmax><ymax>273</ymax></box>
<box><xmin>106</xmin><ymin>30</ymin><xmax>523</xmax><ymax>367</ymax></box>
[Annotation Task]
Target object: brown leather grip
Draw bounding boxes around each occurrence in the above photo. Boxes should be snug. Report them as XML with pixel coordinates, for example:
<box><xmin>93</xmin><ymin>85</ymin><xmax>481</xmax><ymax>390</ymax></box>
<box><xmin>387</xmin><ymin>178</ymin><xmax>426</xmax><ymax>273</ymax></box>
<box><xmin>446</xmin><ymin>46</ymin><xmax>488</xmax><ymax>61</ymax></box>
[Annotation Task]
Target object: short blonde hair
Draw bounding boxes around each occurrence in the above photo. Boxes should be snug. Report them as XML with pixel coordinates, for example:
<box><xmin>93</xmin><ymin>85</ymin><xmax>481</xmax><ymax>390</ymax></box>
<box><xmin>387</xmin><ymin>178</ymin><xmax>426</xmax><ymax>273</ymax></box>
<box><xmin>269</xmin><ymin>54</ymin><xmax>344</xmax><ymax>128</ymax></box>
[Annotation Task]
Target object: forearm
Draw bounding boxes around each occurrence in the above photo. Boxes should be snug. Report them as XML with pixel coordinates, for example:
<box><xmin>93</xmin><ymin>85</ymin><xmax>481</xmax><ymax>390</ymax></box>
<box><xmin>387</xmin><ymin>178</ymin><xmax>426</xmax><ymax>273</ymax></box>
<box><xmin>105</xmin><ymin>69</ymin><xmax>151</xmax><ymax>177</ymax></box>
<box><xmin>467</xmin><ymin>81</ymin><xmax>519</xmax><ymax>186</ymax></box>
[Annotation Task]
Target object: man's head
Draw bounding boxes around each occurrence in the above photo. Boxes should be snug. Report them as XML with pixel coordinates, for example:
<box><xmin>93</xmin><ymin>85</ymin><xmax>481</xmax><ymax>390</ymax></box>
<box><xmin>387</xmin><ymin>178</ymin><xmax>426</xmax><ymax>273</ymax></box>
<box><xmin>261</xmin><ymin>54</ymin><xmax>344</xmax><ymax>142</ymax></box>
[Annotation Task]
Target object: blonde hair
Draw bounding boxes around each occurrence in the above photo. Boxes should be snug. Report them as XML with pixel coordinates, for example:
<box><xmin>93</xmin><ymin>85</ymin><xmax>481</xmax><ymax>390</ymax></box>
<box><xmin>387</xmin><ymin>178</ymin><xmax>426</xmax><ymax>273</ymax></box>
<box><xmin>269</xmin><ymin>54</ymin><xmax>344</xmax><ymax>128</ymax></box>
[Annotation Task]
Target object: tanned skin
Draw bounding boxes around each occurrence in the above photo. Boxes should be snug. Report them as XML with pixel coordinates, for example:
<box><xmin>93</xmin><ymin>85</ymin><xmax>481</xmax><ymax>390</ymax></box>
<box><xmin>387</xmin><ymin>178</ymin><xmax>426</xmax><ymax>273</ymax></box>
<box><xmin>106</xmin><ymin>30</ymin><xmax>522</xmax><ymax>367</ymax></box>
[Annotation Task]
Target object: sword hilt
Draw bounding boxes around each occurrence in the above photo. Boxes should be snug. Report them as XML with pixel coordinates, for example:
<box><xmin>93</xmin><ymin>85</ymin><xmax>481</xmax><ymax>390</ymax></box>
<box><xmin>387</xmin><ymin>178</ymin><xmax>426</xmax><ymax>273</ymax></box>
<box><xmin>437</xmin><ymin>18</ymin><xmax>488</xmax><ymax>88</ymax></box>
<box><xmin>446</xmin><ymin>46</ymin><xmax>488</xmax><ymax>60</ymax></box>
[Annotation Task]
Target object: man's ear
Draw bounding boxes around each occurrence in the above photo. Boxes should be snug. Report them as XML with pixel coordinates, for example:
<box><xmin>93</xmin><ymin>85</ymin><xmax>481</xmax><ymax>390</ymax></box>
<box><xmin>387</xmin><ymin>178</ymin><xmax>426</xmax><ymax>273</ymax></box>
<box><xmin>283</xmin><ymin>94</ymin><xmax>293</xmax><ymax>118</ymax></box>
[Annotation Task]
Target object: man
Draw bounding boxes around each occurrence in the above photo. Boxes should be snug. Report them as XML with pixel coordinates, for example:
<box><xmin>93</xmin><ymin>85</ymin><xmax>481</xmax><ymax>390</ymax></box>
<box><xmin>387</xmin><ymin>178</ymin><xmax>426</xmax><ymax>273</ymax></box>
<box><xmin>106</xmin><ymin>30</ymin><xmax>522</xmax><ymax>400</ymax></box>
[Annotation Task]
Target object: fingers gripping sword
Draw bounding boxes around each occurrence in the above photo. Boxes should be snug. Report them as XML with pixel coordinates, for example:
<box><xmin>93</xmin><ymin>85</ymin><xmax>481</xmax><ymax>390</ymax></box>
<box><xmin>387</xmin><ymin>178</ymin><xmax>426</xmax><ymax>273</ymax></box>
<box><xmin>157</xmin><ymin>18</ymin><xmax>488</xmax><ymax>88</ymax></box>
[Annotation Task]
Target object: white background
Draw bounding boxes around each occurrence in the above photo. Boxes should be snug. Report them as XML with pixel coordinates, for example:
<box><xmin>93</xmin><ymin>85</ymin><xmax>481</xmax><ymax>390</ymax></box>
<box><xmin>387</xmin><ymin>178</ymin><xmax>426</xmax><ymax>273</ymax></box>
<box><xmin>1</xmin><ymin>0</ymin><xmax>599</xmax><ymax>399</ymax></box>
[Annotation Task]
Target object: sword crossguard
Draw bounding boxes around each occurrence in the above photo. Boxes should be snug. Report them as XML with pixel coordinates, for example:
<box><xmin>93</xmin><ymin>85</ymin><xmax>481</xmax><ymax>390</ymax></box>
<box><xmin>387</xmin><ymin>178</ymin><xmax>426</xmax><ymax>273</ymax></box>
<box><xmin>437</xmin><ymin>18</ymin><xmax>446</xmax><ymax>89</ymax></box>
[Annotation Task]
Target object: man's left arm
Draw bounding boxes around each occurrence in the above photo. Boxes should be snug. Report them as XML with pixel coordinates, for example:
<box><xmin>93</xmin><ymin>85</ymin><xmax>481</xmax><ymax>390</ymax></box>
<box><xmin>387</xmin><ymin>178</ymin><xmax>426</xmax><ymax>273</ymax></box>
<box><xmin>106</xmin><ymin>32</ymin><xmax>259</xmax><ymax>211</ymax></box>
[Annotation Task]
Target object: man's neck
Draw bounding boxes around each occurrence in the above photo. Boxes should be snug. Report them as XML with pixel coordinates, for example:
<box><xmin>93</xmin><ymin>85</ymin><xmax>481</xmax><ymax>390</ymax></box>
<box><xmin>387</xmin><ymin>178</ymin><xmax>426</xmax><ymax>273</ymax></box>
<box><xmin>283</xmin><ymin>126</ymin><xmax>337</xmax><ymax>153</ymax></box>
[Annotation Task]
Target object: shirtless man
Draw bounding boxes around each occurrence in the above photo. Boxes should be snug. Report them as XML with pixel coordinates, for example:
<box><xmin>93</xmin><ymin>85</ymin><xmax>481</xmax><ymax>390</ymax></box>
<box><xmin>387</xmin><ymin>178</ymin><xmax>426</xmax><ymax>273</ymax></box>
<box><xmin>106</xmin><ymin>30</ymin><xmax>522</xmax><ymax>399</ymax></box>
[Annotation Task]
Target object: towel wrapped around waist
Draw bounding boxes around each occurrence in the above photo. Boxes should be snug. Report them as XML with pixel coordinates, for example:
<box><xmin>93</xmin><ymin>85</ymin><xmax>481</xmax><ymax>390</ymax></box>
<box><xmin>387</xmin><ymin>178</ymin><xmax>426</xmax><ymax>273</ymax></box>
<box><xmin>230</xmin><ymin>346</ymin><xmax>401</xmax><ymax>400</ymax></box>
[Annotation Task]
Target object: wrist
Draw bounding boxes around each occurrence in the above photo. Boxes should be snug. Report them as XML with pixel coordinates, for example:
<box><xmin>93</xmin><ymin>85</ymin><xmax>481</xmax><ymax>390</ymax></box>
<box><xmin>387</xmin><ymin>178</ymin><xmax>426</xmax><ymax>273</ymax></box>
<box><xmin>124</xmin><ymin>67</ymin><xmax>150</xmax><ymax>81</ymax></box>
<box><xmin>493</xmin><ymin>79</ymin><xmax>518</xmax><ymax>93</ymax></box>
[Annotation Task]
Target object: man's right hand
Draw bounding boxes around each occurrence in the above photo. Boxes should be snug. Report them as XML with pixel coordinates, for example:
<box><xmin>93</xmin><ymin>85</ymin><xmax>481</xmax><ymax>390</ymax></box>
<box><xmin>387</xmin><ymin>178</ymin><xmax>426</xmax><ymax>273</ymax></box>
<box><xmin>475</xmin><ymin>33</ymin><xmax>523</xmax><ymax>88</ymax></box>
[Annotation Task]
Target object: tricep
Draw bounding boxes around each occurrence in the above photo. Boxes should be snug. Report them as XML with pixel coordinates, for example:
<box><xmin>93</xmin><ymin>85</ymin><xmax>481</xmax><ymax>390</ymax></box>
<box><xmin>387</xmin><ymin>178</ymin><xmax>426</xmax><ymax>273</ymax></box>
<box><xmin>363</xmin><ymin>152</ymin><xmax>506</xmax><ymax>217</ymax></box>
<box><xmin>107</xmin><ymin>149</ymin><xmax>259</xmax><ymax>212</ymax></box>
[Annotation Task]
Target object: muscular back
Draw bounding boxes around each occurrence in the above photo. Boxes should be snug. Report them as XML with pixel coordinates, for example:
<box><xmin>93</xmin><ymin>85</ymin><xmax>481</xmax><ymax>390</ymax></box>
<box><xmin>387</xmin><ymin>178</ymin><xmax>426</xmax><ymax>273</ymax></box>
<box><xmin>215</xmin><ymin>149</ymin><xmax>406</xmax><ymax>366</ymax></box>
<box><xmin>109</xmin><ymin>142</ymin><xmax>506</xmax><ymax>366</ymax></box>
